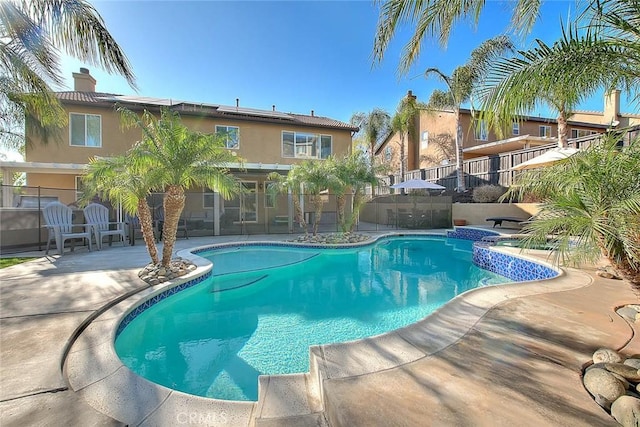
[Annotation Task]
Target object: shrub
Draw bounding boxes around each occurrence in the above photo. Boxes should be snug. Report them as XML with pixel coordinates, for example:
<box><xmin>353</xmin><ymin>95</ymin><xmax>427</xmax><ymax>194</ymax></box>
<box><xmin>472</xmin><ymin>185</ymin><xmax>506</xmax><ymax>203</ymax></box>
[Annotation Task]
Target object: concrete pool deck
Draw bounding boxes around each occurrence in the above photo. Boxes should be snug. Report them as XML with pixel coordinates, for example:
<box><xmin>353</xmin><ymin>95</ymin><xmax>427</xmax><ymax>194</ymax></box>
<box><xmin>0</xmin><ymin>232</ymin><xmax>637</xmax><ymax>426</ymax></box>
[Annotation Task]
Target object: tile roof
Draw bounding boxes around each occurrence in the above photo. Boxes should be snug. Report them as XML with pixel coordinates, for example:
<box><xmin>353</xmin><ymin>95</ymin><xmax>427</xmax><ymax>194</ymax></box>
<box><xmin>55</xmin><ymin>91</ymin><xmax>359</xmax><ymax>132</ymax></box>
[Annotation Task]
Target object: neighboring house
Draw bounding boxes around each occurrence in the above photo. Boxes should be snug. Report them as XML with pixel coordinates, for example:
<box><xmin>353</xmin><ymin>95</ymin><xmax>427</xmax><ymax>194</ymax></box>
<box><xmin>376</xmin><ymin>90</ymin><xmax>640</xmax><ymax>174</ymax></box>
<box><xmin>0</xmin><ymin>68</ymin><xmax>357</xmax><ymax>235</ymax></box>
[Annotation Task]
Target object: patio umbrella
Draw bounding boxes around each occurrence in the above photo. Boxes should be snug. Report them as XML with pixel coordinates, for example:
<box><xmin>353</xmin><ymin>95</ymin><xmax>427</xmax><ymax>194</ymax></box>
<box><xmin>390</xmin><ymin>179</ymin><xmax>446</xmax><ymax>190</ymax></box>
<box><xmin>512</xmin><ymin>147</ymin><xmax>579</xmax><ymax>171</ymax></box>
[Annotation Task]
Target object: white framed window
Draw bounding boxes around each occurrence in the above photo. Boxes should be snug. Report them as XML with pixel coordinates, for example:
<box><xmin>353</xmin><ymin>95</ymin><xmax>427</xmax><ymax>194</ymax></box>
<box><xmin>70</xmin><ymin>113</ymin><xmax>101</xmax><ymax>147</ymax></box>
<box><xmin>215</xmin><ymin>125</ymin><xmax>239</xmax><ymax>149</ymax></box>
<box><xmin>571</xmin><ymin>129</ymin><xmax>598</xmax><ymax>139</ymax></box>
<box><xmin>512</xmin><ymin>122</ymin><xmax>520</xmax><ymax>135</ymax></box>
<box><xmin>539</xmin><ymin>125</ymin><xmax>552</xmax><ymax>137</ymax></box>
<box><xmin>474</xmin><ymin>120</ymin><xmax>488</xmax><ymax>141</ymax></box>
<box><xmin>421</xmin><ymin>131</ymin><xmax>429</xmax><ymax>149</ymax></box>
<box><xmin>384</xmin><ymin>146</ymin><xmax>392</xmax><ymax>161</ymax></box>
<box><xmin>203</xmin><ymin>188</ymin><xmax>215</xmax><ymax>208</ymax></box>
<box><xmin>75</xmin><ymin>176</ymin><xmax>85</xmax><ymax>202</ymax></box>
<box><xmin>282</xmin><ymin>131</ymin><xmax>332</xmax><ymax>159</ymax></box>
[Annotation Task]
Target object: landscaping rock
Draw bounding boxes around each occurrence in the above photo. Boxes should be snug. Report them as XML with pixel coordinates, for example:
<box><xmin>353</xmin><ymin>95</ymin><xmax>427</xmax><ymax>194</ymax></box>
<box><xmin>618</xmin><ymin>306</ymin><xmax>640</xmax><ymax>323</ymax></box>
<box><xmin>605</xmin><ymin>363</ymin><xmax>640</xmax><ymax>382</ymax></box>
<box><xmin>596</xmin><ymin>265</ymin><xmax>622</xmax><ymax>280</ymax></box>
<box><xmin>593</xmin><ymin>348</ymin><xmax>624</xmax><ymax>364</ymax></box>
<box><xmin>625</xmin><ymin>359</ymin><xmax>640</xmax><ymax>370</ymax></box>
<box><xmin>583</xmin><ymin>368</ymin><xmax>626</xmax><ymax>409</ymax></box>
<box><xmin>611</xmin><ymin>395</ymin><xmax>640</xmax><ymax>427</ymax></box>
<box><xmin>288</xmin><ymin>232</ymin><xmax>371</xmax><ymax>245</ymax></box>
<box><xmin>138</xmin><ymin>258</ymin><xmax>197</xmax><ymax>285</ymax></box>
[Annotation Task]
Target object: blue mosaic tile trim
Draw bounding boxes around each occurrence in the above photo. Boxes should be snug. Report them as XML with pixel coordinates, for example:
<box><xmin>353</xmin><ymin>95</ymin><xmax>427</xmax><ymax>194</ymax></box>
<box><xmin>115</xmin><ymin>270</ymin><xmax>212</xmax><ymax>338</ymax></box>
<box><xmin>447</xmin><ymin>227</ymin><xmax>499</xmax><ymax>241</ymax></box>
<box><xmin>472</xmin><ymin>243</ymin><xmax>558</xmax><ymax>282</ymax></box>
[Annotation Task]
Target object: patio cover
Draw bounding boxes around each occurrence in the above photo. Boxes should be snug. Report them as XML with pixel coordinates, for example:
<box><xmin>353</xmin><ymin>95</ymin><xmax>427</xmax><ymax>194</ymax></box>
<box><xmin>511</xmin><ymin>147</ymin><xmax>579</xmax><ymax>171</ymax></box>
<box><xmin>390</xmin><ymin>179</ymin><xmax>446</xmax><ymax>190</ymax></box>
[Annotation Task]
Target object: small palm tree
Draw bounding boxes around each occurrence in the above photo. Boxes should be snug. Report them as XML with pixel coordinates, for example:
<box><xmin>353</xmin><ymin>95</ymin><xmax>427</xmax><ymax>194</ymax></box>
<box><xmin>121</xmin><ymin>107</ymin><xmax>241</xmax><ymax>267</ymax></box>
<box><xmin>342</xmin><ymin>152</ymin><xmax>382</xmax><ymax>232</ymax></box>
<box><xmin>267</xmin><ymin>168</ymin><xmax>308</xmax><ymax>234</ymax></box>
<box><xmin>480</xmin><ymin>24</ymin><xmax>635</xmax><ymax>147</ymax></box>
<box><xmin>350</xmin><ymin>108</ymin><xmax>391</xmax><ymax>170</ymax></box>
<box><xmin>81</xmin><ymin>154</ymin><xmax>159</xmax><ymax>264</ymax></box>
<box><xmin>505</xmin><ymin>129</ymin><xmax>640</xmax><ymax>288</ymax></box>
<box><xmin>295</xmin><ymin>160</ymin><xmax>332</xmax><ymax>236</ymax></box>
<box><xmin>424</xmin><ymin>36</ymin><xmax>513</xmax><ymax>191</ymax></box>
<box><xmin>0</xmin><ymin>0</ymin><xmax>135</xmax><ymax>150</ymax></box>
<box><xmin>390</xmin><ymin>94</ymin><xmax>419</xmax><ymax>183</ymax></box>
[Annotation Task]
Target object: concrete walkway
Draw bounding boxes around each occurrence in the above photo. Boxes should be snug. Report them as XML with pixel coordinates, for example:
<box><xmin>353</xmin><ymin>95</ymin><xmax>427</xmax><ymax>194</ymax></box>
<box><xmin>0</xmin><ymin>234</ymin><xmax>637</xmax><ymax>426</ymax></box>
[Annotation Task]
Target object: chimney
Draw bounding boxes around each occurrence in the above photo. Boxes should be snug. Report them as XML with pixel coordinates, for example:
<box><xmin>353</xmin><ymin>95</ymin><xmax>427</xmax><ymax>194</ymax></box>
<box><xmin>72</xmin><ymin>67</ymin><xmax>96</xmax><ymax>92</ymax></box>
<box><xmin>407</xmin><ymin>90</ymin><xmax>417</xmax><ymax>100</ymax></box>
<box><xmin>604</xmin><ymin>89</ymin><xmax>620</xmax><ymax>125</ymax></box>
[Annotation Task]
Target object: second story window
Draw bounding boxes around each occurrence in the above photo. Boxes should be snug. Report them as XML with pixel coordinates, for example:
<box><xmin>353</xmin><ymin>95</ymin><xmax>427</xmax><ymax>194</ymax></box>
<box><xmin>215</xmin><ymin>125</ymin><xmax>239</xmax><ymax>149</ymax></box>
<box><xmin>421</xmin><ymin>131</ymin><xmax>429</xmax><ymax>149</ymax></box>
<box><xmin>282</xmin><ymin>131</ymin><xmax>332</xmax><ymax>159</ymax></box>
<box><xmin>571</xmin><ymin>129</ymin><xmax>598</xmax><ymax>139</ymax></box>
<box><xmin>512</xmin><ymin>122</ymin><xmax>520</xmax><ymax>135</ymax></box>
<box><xmin>474</xmin><ymin>119</ymin><xmax>488</xmax><ymax>141</ymax></box>
<box><xmin>539</xmin><ymin>125</ymin><xmax>552</xmax><ymax>137</ymax></box>
<box><xmin>70</xmin><ymin>113</ymin><xmax>101</xmax><ymax>147</ymax></box>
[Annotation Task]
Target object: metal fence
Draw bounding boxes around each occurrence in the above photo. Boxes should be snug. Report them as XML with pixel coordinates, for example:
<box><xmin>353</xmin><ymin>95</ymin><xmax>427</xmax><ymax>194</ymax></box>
<box><xmin>0</xmin><ymin>187</ymin><xmax>453</xmax><ymax>254</ymax></box>
<box><xmin>379</xmin><ymin>129</ymin><xmax>639</xmax><ymax>192</ymax></box>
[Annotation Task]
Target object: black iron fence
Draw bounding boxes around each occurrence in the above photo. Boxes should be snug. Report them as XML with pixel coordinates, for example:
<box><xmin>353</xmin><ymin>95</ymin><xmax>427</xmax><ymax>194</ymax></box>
<box><xmin>0</xmin><ymin>187</ymin><xmax>453</xmax><ymax>254</ymax></box>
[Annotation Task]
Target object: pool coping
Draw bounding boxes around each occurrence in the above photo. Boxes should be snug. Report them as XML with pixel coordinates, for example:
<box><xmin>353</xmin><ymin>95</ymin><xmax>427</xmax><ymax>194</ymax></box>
<box><xmin>62</xmin><ymin>232</ymin><xmax>589</xmax><ymax>426</ymax></box>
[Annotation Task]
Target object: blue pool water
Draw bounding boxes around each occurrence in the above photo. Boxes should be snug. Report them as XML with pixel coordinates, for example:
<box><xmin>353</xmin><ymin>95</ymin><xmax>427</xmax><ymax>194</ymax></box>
<box><xmin>115</xmin><ymin>236</ymin><xmax>510</xmax><ymax>401</ymax></box>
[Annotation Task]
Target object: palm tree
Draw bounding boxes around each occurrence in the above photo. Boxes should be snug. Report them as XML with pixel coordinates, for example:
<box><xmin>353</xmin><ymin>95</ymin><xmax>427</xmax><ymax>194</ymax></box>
<box><xmin>81</xmin><ymin>154</ymin><xmax>159</xmax><ymax>265</ymax></box>
<box><xmin>372</xmin><ymin>0</ymin><xmax>541</xmax><ymax>74</ymax></box>
<box><xmin>423</xmin><ymin>36</ymin><xmax>513</xmax><ymax>191</ymax></box>
<box><xmin>120</xmin><ymin>107</ymin><xmax>241</xmax><ymax>267</ymax></box>
<box><xmin>480</xmin><ymin>2</ymin><xmax>639</xmax><ymax>146</ymax></box>
<box><xmin>0</xmin><ymin>0</ymin><xmax>135</xmax><ymax>149</ymax></box>
<box><xmin>504</xmin><ymin>129</ymin><xmax>640</xmax><ymax>287</ymax></box>
<box><xmin>389</xmin><ymin>93</ymin><xmax>419</xmax><ymax>183</ymax></box>
<box><xmin>267</xmin><ymin>168</ymin><xmax>308</xmax><ymax>234</ymax></box>
<box><xmin>350</xmin><ymin>108</ymin><xmax>391</xmax><ymax>169</ymax></box>
<box><xmin>294</xmin><ymin>160</ymin><xmax>332</xmax><ymax>236</ymax></box>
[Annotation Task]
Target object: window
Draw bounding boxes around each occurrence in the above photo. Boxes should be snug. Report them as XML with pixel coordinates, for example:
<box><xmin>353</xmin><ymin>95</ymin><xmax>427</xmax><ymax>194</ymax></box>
<box><xmin>512</xmin><ymin>122</ymin><xmax>520</xmax><ymax>136</ymax></box>
<box><xmin>474</xmin><ymin>120</ymin><xmax>488</xmax><ymax>141</ymax></box>
<box><xmin>384</xmin><ymin>146</ymin><xmax>392</xmax><ymax>161</ymax></box>
<box><xmin>203</xmin><ymin>188</ymin><xmax>215</xmax><ymax>208</ymax></box>
<box><xmin>215</xmin><ymin>125</ymin><xmax>239</xmax><ymax>149</ymax></box>
<box><xmin>421</xmin><ymin>131</ymin><xmax>429</xmax><ymax>149</ymax></box>
<box><xmin>571</xmin><ymin>129</ymin><xmax>598</xmax><ymax>139</ymax></box>
<box><xmin>539</xmin><ymin>125</ymin><xmax>552</xmax><ymax>137</ymax></box>
<box><xmin>282</xmin><ymin>131</ymin><xmax>332</xmax><ymax>159</ymax></box>
<box><xmin>70</xmin><ymin>113</ymin><xmax>101</xmax><ymax>147</ymax></box>
<box><xmin>75</xmin><ymin>176</ymin><xmax>85</xmax><ymax>202</ymax></box>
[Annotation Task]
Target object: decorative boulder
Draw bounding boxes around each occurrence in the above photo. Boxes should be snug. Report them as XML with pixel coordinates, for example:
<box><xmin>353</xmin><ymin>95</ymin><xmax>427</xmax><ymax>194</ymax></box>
<box><xmin>624</xmin><ymin>359</ymin><xmax>640</xmax><ymax>370</ymax></box>
<box><xmin>605</xmin><ymin>363</ymin><xmax>640</xmax><ymax>382</ymax></box>
<box><xmin>593</xmin><ymin>348</ymin><xmax>623</xmax><ymax>364</ymax></box>
<box><xmin>583</xmin><ymin>368</ymin><xmax>626</xmax><ymax>409</ymax></box>
<box><xmin>611</xmin><ymin>395</ymin><xmax>640</xmax><ymax>427</ymax></box>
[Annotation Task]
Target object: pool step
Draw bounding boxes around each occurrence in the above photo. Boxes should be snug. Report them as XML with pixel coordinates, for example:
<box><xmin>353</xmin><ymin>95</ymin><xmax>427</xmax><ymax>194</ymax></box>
<box><xmin>254</xmin><ymin>373</ymin><xmax>325</xmax><ymax>425</ymax></box>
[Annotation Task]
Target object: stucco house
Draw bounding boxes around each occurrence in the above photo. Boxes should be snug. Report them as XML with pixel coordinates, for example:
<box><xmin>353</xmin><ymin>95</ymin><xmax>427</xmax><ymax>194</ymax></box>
<box><xmin>0</xmin><ymin>68</ymin><xmax>358</xmax><ymax>238</ymax></box>
<box><xmin>376</xmin><ymin>90</ymin><xmax>640</xmax><ymax>175</ymax></box>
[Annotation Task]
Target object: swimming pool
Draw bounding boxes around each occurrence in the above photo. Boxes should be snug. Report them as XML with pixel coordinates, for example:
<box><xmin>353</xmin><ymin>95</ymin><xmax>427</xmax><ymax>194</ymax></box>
<box><xmin>115</xmin><ymin>236</ymin><xmax>511</xmax><ymax>401</ymax></box>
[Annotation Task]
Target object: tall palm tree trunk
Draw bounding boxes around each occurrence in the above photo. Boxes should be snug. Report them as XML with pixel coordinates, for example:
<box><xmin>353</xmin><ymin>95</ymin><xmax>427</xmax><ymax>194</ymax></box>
<box><xmin>336</xmin><ymin>193</ymin><xmax>346</xmax><ymax>232</ymax></box>
<box><xmin>161</xmin><ymin>185</ymin><xmax>185</xmax><ymax>267</ymax></box>
<box><xmin>292</xmin><ymin>194</ymin><xmax>307</xmax><ymax>234</ymax></box>
<box><xmin>557</xmin><ymin>109</ymin><xmax>569</xmax><ymax>148</ymax></box>
<box><xmin>349</xmin><ymin>188</ymin><xmax>365</xmax><ymax>232</ymax></box>
<box><xmin>455</xmin><ymin>112</ymin><xmax>465</xmax><ymax>192</ymax></box>
<box><xmin>312</xmin><ymin>195</ymin><xmax>323</xmax><ymax>236</ymax></box>
<box><xmin>137</xmin><ymin>200</ymin><xmax>158</xmax><ymax>264</ymax></box>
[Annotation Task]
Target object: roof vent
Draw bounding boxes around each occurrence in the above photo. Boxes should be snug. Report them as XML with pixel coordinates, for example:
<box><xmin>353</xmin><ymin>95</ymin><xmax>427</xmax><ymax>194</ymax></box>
<box><xmin>80</xmin><ymin>67</ymin><xmax>90</xmax><ymax>74</ymax></box>
<box><xmin>272</xmin><ymin>105</ymin><xmax>276</xmax><ymax>111</ymax></box>
<box><xmin>311</xmin><ymin>110</ymin><xmax>315</xmax><ymax>117</ymax></box>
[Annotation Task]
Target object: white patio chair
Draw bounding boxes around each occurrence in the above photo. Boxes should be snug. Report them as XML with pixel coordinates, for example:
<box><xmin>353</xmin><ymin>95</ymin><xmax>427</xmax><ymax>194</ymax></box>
<box><xmin>83</xmin><ymin>203</ymin><xmax>127</xmax><ymax>250</ymax></box>
<box><xmin>43</xmin><ymin>201</ymin><xmax>92</xmax><ymax>255</ymax></box>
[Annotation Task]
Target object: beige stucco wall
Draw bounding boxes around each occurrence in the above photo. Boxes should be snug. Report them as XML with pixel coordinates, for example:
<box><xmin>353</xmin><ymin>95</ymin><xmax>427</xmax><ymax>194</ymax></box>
<box><xmin>25</xmin><ymin>106</ymin><xmax>353</xmax><ymax>169</ymax></box>
<box><xmin>452</xmin><ymin>203</ymin><xmax>540</xmax><ymax>227</ymax></box>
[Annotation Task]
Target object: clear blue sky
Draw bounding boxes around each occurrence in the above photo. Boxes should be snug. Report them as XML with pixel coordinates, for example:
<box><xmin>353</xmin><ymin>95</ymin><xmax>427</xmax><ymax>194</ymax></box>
<box><xmin>59</xmin><ymin>0</ymin><xmax>635</xmax><ymax>124</ymax></box>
